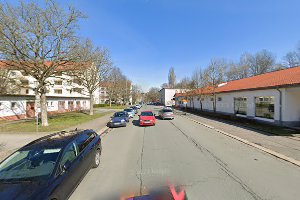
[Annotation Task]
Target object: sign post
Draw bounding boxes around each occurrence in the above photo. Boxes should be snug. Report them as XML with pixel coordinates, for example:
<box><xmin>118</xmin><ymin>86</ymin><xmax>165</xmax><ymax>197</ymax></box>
<box><xmin>35</xmin><ymin>94</ymin><xmax>41</xmax><ymax>132</ymax></box>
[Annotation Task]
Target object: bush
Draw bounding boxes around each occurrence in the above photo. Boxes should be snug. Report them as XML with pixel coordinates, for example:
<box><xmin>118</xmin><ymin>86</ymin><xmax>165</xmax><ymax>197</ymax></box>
<box><xmin>93</xmin><ymin>104</ymin><xmax>110</xmax><ymax>108</ymax></box>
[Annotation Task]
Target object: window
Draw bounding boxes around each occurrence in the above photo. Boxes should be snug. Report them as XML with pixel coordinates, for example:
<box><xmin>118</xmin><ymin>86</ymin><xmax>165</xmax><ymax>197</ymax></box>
<box><xmin>54</xmin><ymin>80</ymin><xmax>62</xmax><ymax>85</ymax></box>
<box><xmin>10</xmin><ymin>71</ymin><xmax>16</xmax><ymax>76</ymax></box>
<box><xmin>25</xmin><ymin>89</ymin><xmax>29</xmax><ymax>94</ymax></box>
<box><xmin>255</xmin><ymin>96</ymin><xmax>275</xmax><ymax>119</ymax></box>
<box><xmin>60</xmin><ymin>143</ymin><xmax>78</xmax><ymax>167</ymax></box>
<box><xmin>73</xmin><ymin>79</ymin><xmax>82</xmax><ymax>85</ymax></box>
<box><xmin>11</xmin><ymin>102</ymin><xmax>16</xmax><ymax>109</ymax></box>
<box><xmin>20</xmin><ymin>70</ymin><xmax>28</xmax><ymax>76</ymax></box>
<box><xmin>210</xmin><ymin>97</ymin><xmax>214</xmax><ymax>101</ymax></box>
<box><xmin>73</xmin><ymin>88</ymin><xmax>82</xmax><ymax>93</ymax></box>
<box><xmin>54</xmin><ymin>89</ymin><xmax>62</xmax><ymax>94</ymax></box>
<box><xmin>55</xmin><ymin>71</ymin><xmax>63</xmax><ymax>76</ymax></box>
<box><xmin>21</xmin><ymin>80</ymin><xmax>29</xmax><ymax>86</ymax></box>
<box><xmin>218</xmin><ymin>97</ymin><xmax>222</xmax><ymax>101</ymax></box>
<box><xmin>0</xmin><ymin>148</ymin><xmax>61</xmax><ymax>181</ymax></box>
<box><xmin>76</xmin><ymin>132</ymin><xmax>95</xmax><ymax>153</ymax></box>
<box><xmin>234</xmin><ymin>97</ymin><xmax>247</xmax><ymax>115</ymax></box>
<box><xmin>201</xmin><ymin>98</ymin><xmax>204</xmax><ymax>101</ymax></box>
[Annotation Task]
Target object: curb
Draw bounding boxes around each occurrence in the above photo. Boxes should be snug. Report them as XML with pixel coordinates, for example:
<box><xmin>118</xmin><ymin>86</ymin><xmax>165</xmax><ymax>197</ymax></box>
<box><xmin>180</xmin><ymin>114</ymin><xmax>300</xmax><ymax>167</ymax></box>
<box><xmin>98</xmin><ymin>126</ymin><xmax>110</xmax><ymax>137</ymax></box>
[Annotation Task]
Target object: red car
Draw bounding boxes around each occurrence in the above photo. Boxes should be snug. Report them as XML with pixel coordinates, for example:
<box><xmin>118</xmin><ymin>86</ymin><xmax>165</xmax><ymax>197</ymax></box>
<box><xmin>139</xmin><ymin>110</ymin><xmax>156</xmax><ymax>126</ymax></box>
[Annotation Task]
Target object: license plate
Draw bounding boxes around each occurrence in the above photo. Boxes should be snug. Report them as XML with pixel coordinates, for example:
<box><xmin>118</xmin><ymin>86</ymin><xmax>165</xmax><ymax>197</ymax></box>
<box><xmin>114</xmin><ymin>122</ymin><xmax>120</xmax><ymax>125</ymax></box>
<box><xmin>144</xmin><ymin>121</ymin><xmax>150</xmax><ymax>123</ymax></box>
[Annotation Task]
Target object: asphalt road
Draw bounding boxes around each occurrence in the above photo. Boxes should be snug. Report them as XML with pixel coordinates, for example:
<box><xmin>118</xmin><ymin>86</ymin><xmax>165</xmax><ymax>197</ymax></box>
<box><xmin>70</xmin><ymin>105</ymin><xmax>300</xmax><ymax>200</ymax></box>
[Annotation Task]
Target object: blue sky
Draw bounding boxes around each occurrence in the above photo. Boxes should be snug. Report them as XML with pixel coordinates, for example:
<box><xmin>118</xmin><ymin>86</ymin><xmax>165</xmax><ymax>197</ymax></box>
<box><xmin>8</xmin><ymin>0</ymin><xmax>300</xmax><ymax>91</ymax></box>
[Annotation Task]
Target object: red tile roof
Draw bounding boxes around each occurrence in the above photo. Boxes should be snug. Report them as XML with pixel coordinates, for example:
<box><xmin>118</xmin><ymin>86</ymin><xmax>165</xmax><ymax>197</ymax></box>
<box><xmin>175</xmin><ymin>66</ymin><xmax>300</xmax><ymax>97</ymax></box>
<box><xmin>216</xmin><ymin>66</ymin><xmax>300</xmax><ymax>93</ymax></box>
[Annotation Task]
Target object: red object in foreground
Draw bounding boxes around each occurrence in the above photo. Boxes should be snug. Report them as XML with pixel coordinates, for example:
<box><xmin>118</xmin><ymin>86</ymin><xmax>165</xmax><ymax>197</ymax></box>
<box><xmin>169</xmin><ymin>185</ymin><xmax>185</xmax><ymax>200</ymax></box>
<box><xmin>139</xmin><ymin>110</ymin><xmax>156</xmax><ymax>126</ymax></box>
<box><xmin>122</xmin><ymin>184</ymin><xmax>187</xmax><ymax>200</ymax></box>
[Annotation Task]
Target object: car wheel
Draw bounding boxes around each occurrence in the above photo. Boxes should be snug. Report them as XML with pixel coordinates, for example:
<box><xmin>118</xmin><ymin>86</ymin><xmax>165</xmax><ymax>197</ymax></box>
<box><xmin>92</xmin><ymin>149</ymin><xmax>101</xmax><ymax>168</ymax></box>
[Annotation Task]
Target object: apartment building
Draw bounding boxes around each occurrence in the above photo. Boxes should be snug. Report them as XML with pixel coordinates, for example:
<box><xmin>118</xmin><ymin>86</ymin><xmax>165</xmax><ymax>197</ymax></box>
<box><xmin>0</xmin><ymin>68</ymin><xmax>90</xmax><ymax>120</ymax></box>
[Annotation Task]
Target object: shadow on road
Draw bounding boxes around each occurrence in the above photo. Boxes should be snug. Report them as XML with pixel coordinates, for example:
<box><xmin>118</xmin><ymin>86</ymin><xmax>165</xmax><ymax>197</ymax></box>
<box><xmin>132</xmin><ymin>120</ymin><xmax>140</xmax><ymax>127</ymax></box>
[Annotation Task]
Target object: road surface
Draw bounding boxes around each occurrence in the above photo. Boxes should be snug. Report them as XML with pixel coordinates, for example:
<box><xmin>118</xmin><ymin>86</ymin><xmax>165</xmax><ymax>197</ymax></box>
<box><xmin>70</xmin><ymin>105</ymin><xmax>300</xmax><ymax>200</ymax></box>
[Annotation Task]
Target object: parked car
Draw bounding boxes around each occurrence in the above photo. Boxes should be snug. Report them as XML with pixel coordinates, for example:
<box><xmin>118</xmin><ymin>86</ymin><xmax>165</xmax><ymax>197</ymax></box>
<box><xmin>0</xmin><ymin>129</ymin><xmax>101</xmax><ymax>200</ymax></box>
<box><xmin>130</xmin><ymin>106</ymin><xmax>138</xmax><ymax>114</ymax></box>
<box><xmin>139</xmin><ymin>110</ymin><xmax>156</xmax><ymax>126</ymax></box>
<box><xmin>108</xmin><ymin>111</ymin><xmax>129</xmax><ymax>128</ymax></box>
<box><xmin>135</xmin><ymin>104</ymin><xmax>142</xmax><ymax>109</ymax></box>
<box><xmin>158</xmin><ymin>108</ymin><xmax>175</xmax><ymax>120</ymax></box>
<box><xmin>124</xmin><ymin>108</ymin><xmax>135</xmax><ymax>118</ymax></box>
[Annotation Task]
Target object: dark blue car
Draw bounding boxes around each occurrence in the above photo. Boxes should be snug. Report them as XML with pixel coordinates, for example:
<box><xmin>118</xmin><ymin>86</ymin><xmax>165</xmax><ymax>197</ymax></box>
<box><xmin>0</xmin><ymin>129</ymin><xmax>102</xmax><ymax>200</ymax></box>
<box><xmin>107</xmin><ymin>111</ymin><xmax>130</xmax><ymax>128</ymax></box>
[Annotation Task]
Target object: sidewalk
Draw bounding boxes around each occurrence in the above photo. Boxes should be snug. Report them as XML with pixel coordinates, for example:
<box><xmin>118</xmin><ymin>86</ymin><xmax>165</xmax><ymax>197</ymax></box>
<box><xmin>0</xmin><ymin>114</ymin><xmax>111</xmax><ymax>161</ymax></box>
<box><xmin>175</xmin><ymin>109</ymin><xmax>300</xmax><ymax>162</ymax></box>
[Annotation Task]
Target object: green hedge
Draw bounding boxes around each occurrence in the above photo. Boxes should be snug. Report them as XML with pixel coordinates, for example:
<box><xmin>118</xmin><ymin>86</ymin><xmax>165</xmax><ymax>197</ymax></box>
<box><xmin>93</xmin><ymin>104</ymin><xmax>110</xmax><ymax>108</ymax></box>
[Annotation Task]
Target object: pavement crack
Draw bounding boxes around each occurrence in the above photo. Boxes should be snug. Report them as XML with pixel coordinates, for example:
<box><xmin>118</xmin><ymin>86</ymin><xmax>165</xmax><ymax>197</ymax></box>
<box><xmin>169</xmin><ymin>120</ymin><xmax>264</xmax><ymax>200</ymax></box>
<box><xmin>138</xmin><ymin>127</ymin><xmax>146</xmax><ymax>196</ymax></box>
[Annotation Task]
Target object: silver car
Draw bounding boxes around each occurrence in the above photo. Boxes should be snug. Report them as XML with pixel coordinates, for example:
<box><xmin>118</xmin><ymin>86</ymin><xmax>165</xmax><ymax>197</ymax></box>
<box><xmin>124</xmin><ymin>108</ymin><xmax>135</xmax><ymax>118</ymax></box>
<box><xmin>158</xmin><ymin>108</ymin><xmax>175</xmax><ymax>120</ymax></box>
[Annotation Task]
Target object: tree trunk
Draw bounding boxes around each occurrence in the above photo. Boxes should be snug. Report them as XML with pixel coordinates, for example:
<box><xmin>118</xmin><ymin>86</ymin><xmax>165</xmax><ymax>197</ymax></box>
<box><xmin>200</xmin><ymin>100</ymin><xmax>203</xmax><ymax>111</ymax></box>
<box><xmin>213</xmin><ymin>95</ymin><xmax>216</xmax><ymax>112</ymax></box>
<box><xmin>40</xmin><ymin>93</ymin><xmax>49</xmax><ymax>126</ymax></box>
<box><xmin>192</xmin><ymin>97</ymin><xmax>194</xmax><ymax>110</ymax></box>
<box><xmin>109</xmin><ymin>99</ymin><xmax>112</xmax><ymax>107</ymax></box>
<box><xmin>89</xmin><ymin>93</ymin><xmax>93</xmax><ymax>115</ymax></box>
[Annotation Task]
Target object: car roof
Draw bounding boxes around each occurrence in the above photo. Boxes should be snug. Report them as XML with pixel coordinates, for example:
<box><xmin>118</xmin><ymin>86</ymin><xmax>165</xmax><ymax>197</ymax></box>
<box><xmin>142</xmin><ymin>110</ymin><xmax>153</xmax><ymax>113</ymax></box>
<box><xmin>116</xmin><ymin>111</ymin><xmax>126</xmax><ymax>114</ymax></box>
<box><xmin>20</xmin><ymin>129</ymin><xmax>92</xmax><ymax>150</ymax></box>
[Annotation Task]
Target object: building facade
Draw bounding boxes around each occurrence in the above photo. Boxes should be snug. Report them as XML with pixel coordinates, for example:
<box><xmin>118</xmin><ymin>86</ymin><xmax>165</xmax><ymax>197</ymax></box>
<box><xmin>159</xmin><ymin>88</ymin><xmax>188</xmax><ymax>106</ymax></box>
<box><xmin>175</xmin><ymin>67</ymin><xmax>300</xmax><ymax>127</ymax></box>
<box><xmin>0</xmin><ymin>68</ymin><xmax>91</xmax><ymax>120</ymax></box>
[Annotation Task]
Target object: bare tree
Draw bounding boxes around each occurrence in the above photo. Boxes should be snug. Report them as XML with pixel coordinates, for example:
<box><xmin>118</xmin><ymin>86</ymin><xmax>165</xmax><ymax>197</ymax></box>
<box><xmin>161</xmin><ymin>83</ymin><xmax>169</xmax><ymax>89</ymax></box>
<box><xmin>71</xmin><ymin>39</ymin><xmax>112</xmax><ymax>115</ymax></box>
<box><xmin>176</xmin><ymin>76</ymin><xmax>192</xmax><ymax>89</ymax></box>
<box><xmin>105</xmin><ymin>67</ymin><xmax>124</xmax><ymax>107</ymax></box>
<box><xmin>191</xmin><ymin>67</ymin><xmax>205</xmax><ymax>110</ymax></box>
<box><xmin>145</xmin><ymin>87</ymin><xmax>160</xmax><ymax>103</ymax></box>
<box><xmin>0</xmin><ymin>0</ymin><xmax>83</xmax><ymax>126</ymax></box>
<box><xmin>283</xmin><ymin>51</ymin><xmax>300</xmax><ymax>68</ymax></box>
<box><xmin>119</xmin><ymin>76</ymin><xmax>132</xmax><ymax>105</ymax></box>
<box><xmin>226</xmin><ymin>61</ymin><xmax>249</xmax><ymax>81</ymax></box>
<box><xmin>0</xmin><ymin>69</ymin><xmax>20</xmax><ymax>94</ymax></box>
<box><xmin>242</xmin><ymin>50</ymin><xmax>275</xmax><ymax>76</ymax></box>
<box><xmin>131</xmin><ymin>84</ymin><xmax>142</xmax><ymax>104</ymax></box>
<box><xmin>168</xmin><ymin>67</ymin><xmax>176</xmax><ymax>88</ymax></box>
<box><xmin>204</xmin><ymin>58</ymin><xmax>226</xmax><ymax>112</ymax></box>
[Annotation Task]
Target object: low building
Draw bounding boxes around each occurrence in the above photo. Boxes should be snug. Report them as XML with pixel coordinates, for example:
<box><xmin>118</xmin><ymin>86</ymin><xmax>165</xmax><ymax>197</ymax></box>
<box><xmin>159</xmin><ymin>88</ymin><xmax>188</xmax><ymax>106</ymax></box>
<box><xmin>175</xmin><ymin>66</ymin><xmax>300</xmax><ymax>127</ymax></box>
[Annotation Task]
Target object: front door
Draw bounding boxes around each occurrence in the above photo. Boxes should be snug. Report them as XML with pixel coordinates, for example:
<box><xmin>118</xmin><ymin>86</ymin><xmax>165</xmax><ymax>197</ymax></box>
<box><xmin>26</xmin><ymin>102</ymin><xmax>35</xmax><ymax>118</ymax></box>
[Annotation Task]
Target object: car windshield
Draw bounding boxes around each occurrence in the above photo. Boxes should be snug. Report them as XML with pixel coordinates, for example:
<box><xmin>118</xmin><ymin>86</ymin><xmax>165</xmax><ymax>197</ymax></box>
<box><xmin>162</xmin><ymin>109</ymin><xmax>173</xmax><ymax>112</ymax></box>
<box><xmin>114</xmin><ymin>112</ymin><xmax>125</xmax><ymax>117</ymax></box>
<box><xmin>0</xmin><ymin>148</ymin><xmax>61</xmax><ymax>181</ymax></box>
<box><xmin>124</xmin><ymin>109</ymin><xmax>133</xmax><ymax>112</ymax></box>
<box><xmin>141</xmin><ymin>112</ymin><xmax>153</xmax><ymax>116</ymax></box>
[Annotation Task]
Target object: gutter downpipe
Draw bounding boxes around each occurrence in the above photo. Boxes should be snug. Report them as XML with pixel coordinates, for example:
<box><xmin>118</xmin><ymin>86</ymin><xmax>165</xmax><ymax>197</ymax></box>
<box><xmin>276</xmin><ymin>88</ymin><xmax>282</xmax><ymax>126</ymax></box>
